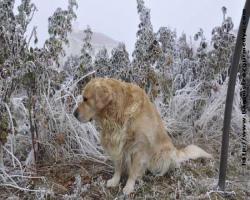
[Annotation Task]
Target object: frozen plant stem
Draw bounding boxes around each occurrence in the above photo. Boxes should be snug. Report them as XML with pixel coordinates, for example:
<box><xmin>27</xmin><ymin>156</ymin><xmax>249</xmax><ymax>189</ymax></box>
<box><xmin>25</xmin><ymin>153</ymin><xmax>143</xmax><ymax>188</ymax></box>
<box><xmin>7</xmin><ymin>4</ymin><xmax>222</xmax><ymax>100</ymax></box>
<box><xmin>4</xmin><ymin>103</ymin><xmax>16</xmax><ymax>168</ymax></box>
<box><xmin>0</xmin><ymin>142</ymin><xmax>3</xmax><ymax>169</ymax></box>
<box><xmin>3</xmin><ymin>146</ymin><xmax>23</xmax><ymax>174</ymax></box>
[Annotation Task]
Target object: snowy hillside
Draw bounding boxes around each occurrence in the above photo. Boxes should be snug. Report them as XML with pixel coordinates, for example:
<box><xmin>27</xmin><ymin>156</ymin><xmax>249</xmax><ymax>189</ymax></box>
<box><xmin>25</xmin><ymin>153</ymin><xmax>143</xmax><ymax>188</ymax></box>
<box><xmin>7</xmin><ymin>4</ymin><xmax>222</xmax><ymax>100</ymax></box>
<box><xmin>63</xmin><ymin>29</ymin><xmax>119</xmax><ymax>59</ymax></box>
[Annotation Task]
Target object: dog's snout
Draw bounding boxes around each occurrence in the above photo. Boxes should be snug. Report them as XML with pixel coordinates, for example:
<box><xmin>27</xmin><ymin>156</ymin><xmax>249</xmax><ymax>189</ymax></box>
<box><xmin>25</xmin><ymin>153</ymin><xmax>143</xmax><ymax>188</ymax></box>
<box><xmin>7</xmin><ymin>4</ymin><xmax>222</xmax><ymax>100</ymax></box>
<box><xmin>73</xmin><ymin>109</ymin><xmax>79</xmax><ymax>119</ymax></box>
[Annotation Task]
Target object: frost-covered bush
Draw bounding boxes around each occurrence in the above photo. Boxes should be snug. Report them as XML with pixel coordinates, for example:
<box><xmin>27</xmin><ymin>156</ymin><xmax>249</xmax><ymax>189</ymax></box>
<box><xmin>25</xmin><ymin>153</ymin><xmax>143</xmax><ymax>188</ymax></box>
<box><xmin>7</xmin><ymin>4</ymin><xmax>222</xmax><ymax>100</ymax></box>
<box><xmin>63</xmin><ymin>55</ymin><xmax>80</xmax><ymax>77</ymax></box>
<box><xmin>94</xmin><ymin>47</ymin><xmax>110</xmax><ymax>77</ymax></box>
<box><xmin>109</xmin><ymin>43</ymin><xmax>130</xmax><ymax>80</ymax></box>
<box><xmin>0</xmin><ymin>0</ymin><xmax>86</xmax><ymax>191</ymax></box>
<box><xmin>208</xmin><ymin>6</ymin><xmax>235</xmax><ymax>84</ymax></box>
<box><xmin>131</xmin><ymin>0</ymin><xmax>161</xmax><ymax>95</ymax></box>
<box><xmin>78</xmin><ymin>26</ymin><xmax>93</xmax><ymax>77</ymax></box>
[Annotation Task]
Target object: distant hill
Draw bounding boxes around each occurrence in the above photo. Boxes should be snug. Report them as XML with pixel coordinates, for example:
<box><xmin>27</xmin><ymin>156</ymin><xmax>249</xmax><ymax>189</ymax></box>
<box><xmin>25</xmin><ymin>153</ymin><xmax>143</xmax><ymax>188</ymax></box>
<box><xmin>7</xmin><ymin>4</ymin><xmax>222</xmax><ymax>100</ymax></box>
<box><xmin>63</xmin><ymin>29</ymin><xmax>119</xmax><ymax>59</ymax></box>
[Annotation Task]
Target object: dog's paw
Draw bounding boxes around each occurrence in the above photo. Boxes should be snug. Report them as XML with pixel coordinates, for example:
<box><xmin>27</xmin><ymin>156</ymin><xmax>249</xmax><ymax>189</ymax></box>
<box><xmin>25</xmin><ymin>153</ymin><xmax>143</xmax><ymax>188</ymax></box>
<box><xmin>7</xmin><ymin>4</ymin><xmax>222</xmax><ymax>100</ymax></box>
<box><xmin>123</xmin><ymin>184</ymin><xmax>134</xmax><ymax>195</ymax></box>
<box><xmin>107</xmin><ymin>177</ymin><xmax>119</xmax><ymax>187</ymax></box>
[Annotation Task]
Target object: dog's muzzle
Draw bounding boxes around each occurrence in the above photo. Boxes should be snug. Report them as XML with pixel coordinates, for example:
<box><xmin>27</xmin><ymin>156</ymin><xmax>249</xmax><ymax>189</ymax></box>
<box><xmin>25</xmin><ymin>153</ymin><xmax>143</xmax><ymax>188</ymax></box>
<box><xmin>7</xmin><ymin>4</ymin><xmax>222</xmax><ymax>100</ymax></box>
<box><xmin>73</xmin><ymin>109</ymin><xmax>93</xmax><ymax>122</ymax></box>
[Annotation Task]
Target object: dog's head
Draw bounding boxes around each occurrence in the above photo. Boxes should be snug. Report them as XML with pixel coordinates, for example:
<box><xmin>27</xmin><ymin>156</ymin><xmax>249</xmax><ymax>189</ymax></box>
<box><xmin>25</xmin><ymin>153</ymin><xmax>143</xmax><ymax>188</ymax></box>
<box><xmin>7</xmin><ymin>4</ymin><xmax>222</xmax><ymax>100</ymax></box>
<box><xmin>73</xmin><ymin>79</ymin><xmax>113</xmax><ymax>123</ymax></box>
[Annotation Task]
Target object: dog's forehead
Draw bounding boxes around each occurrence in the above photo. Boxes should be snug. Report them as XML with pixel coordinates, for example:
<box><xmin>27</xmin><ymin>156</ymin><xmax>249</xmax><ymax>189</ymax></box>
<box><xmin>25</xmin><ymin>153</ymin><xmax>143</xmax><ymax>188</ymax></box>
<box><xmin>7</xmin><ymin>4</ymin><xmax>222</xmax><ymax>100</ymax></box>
<box><xmin>82</xmin><ymin>80</ymin><xmax>103</xmax><ymax>96</ymax></box>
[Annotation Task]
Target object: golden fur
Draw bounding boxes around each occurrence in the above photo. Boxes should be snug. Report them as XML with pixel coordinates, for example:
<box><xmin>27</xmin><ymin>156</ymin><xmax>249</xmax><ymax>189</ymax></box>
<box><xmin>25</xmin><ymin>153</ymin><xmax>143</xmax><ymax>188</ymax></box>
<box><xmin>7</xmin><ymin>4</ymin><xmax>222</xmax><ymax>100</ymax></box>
<box><xmin>74</xmin><ymin>78</ymin><xmax>212</xmax><ymax>195</ymax></box>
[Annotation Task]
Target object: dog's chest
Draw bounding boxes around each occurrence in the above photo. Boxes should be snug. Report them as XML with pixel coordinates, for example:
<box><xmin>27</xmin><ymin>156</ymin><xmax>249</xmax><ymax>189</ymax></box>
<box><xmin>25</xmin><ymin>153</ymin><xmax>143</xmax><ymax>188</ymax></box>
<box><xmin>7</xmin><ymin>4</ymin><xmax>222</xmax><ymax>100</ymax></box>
<box><xmin>99</xmin><ymin>120</ymin><xmax>127</xmax><ymax>159</ymax></box>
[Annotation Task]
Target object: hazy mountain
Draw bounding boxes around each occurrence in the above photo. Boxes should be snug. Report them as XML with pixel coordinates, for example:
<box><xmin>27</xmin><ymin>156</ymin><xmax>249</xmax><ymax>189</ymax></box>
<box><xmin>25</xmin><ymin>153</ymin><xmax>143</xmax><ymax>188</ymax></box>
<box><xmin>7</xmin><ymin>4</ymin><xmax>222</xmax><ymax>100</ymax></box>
<box><xmin>63</xmin><ymin>29</ymin><xmax>119</xmax><ymax>59</ymax></box>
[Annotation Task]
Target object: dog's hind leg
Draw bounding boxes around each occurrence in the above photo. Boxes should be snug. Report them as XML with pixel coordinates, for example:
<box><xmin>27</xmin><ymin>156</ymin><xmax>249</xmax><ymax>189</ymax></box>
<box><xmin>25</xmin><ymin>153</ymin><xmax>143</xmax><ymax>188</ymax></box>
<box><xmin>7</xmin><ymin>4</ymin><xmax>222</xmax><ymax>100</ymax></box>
<box><xmin>107</xmin><ymin>159</ymin><xmax>122</xmax><ymax>187</ymax></box>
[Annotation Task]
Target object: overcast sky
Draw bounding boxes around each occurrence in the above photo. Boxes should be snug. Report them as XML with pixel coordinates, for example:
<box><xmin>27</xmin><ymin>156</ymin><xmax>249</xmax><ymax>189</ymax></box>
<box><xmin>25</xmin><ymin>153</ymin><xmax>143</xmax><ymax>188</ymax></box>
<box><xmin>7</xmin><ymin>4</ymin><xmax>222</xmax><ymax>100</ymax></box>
<box><xmin>19</xmin><ymin>0</ymin><xmax>246</xmax><ymax>53</ymax></box>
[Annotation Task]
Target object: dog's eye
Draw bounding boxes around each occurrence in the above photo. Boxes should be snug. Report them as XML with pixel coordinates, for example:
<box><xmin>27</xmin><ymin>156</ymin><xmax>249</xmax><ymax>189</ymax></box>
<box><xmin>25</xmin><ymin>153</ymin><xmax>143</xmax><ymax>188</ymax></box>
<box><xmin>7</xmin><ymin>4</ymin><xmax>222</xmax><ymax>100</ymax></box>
<box><xmin>83</xmin><ymin>97</ymin><xmax>88</xmax><ymax>102</ymax></box>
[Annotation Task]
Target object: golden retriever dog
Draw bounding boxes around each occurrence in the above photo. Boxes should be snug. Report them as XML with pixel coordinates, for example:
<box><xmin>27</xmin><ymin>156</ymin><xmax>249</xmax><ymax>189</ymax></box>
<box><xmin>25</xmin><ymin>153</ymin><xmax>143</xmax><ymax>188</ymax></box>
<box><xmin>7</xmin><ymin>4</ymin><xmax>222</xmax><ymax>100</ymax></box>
<box><xmin>73</xmin><ymin>78</ymin><xmax>212</xmax><ymax>195</ymax></box>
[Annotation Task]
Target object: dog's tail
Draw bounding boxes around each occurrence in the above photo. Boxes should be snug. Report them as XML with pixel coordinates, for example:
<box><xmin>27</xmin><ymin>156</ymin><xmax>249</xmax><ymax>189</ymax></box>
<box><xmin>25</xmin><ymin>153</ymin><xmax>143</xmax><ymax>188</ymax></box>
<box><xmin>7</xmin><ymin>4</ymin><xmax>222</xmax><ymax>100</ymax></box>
<box><xmin>149</xmin><ymin>144</ymin><xmax>212</xmax><ymax>175</ymax></box>
<box><xmin>175</xmin><ymin>144</ymin><xmax>213</xmax><ymax>164</ymax></box>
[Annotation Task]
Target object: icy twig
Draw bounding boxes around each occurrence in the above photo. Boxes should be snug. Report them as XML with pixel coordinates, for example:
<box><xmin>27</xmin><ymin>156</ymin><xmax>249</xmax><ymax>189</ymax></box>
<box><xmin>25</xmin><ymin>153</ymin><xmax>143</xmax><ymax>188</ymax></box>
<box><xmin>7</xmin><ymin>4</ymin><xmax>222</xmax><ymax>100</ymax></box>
<box><xmin>0</xmin><ymin>183</ymin><xmax>49</xmax><ymax>193</ymax></box>
<box><xmin>0</xmin><ymin>142</ymin><xmax>3</xmax><ymax>169</ymax></box>
<box><xmin>4</xmin><ymin>103</ymin><xmax>16</xmax><ymax>167</ymax></box>
<box><xmin>3</xmin><ymin>146</ymin><xmax>23</xmax><ymax>174</ymax></box>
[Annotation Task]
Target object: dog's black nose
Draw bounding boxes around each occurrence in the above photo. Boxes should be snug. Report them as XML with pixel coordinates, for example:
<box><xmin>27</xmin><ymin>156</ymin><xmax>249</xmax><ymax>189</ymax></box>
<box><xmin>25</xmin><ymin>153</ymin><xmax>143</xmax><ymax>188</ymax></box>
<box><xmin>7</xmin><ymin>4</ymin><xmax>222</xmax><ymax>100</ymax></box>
<box><xmin>73</xmin><ymin>109</ymin><xmax>79</xmax><ymax>119</ymax></box>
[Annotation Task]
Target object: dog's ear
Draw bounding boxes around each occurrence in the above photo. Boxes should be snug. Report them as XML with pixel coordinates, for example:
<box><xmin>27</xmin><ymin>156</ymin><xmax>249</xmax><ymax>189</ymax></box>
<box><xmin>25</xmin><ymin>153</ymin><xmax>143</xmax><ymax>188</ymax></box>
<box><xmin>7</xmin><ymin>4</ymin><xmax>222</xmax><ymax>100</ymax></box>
<box><xmin>95</xmin><ymin>85</ymin><xmax>112</xmax><ymax>110</ymax></box>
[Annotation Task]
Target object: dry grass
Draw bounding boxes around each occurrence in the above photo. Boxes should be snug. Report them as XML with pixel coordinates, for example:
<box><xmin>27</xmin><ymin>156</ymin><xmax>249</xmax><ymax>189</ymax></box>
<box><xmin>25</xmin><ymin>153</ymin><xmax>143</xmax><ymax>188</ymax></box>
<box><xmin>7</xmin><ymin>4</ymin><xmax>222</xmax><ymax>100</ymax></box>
<box><xmin>1</xmin><ymin>133</ymin><xmax>249</xmax><ymax>200</ymax></box>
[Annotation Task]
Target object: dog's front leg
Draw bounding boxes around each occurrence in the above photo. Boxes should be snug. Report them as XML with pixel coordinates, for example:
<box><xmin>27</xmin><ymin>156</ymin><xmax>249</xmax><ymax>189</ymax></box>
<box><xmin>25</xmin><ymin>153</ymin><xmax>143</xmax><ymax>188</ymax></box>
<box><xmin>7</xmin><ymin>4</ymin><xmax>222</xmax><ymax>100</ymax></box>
<box><xmin>123</xmin><ymin>151</ymin><xmax>147</xmax><ymax>195</ymax></box>
<box><xmin>107</xmin><ymin>159</ymin><xmax>122</xmax><ymax>187</ymax></box>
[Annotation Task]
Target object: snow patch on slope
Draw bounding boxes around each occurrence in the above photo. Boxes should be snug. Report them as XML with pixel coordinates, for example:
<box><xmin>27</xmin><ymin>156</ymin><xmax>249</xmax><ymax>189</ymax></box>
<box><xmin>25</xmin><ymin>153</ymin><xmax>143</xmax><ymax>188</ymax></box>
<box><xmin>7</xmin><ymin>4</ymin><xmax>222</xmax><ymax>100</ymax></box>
<box><xmin>63</xmin><ymin>29</ymin><xmax>119</xmax><ymax>59</ymax></box>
